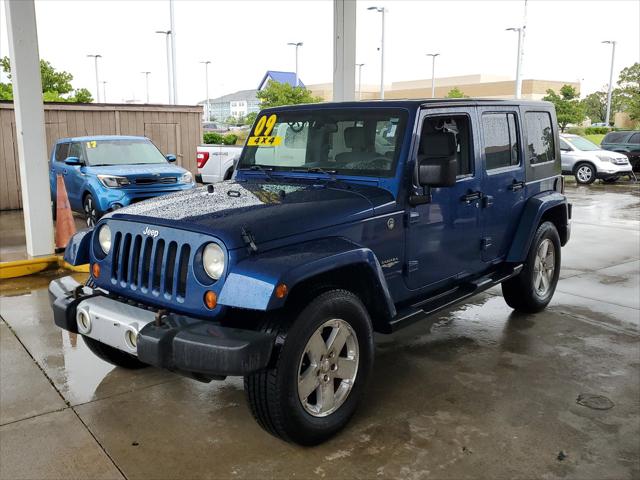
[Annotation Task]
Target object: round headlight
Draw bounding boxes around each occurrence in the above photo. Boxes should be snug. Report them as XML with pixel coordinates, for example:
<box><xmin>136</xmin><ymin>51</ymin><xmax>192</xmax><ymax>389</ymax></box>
<box><xmin>202</xmin><ymin>243</ymin><xmax>225</xmax><ymax>280</ymax></box>
<box><xmin>98</xmin><ymin>224</ymin><xmax>112</xmax><ymax>254</ymax></box>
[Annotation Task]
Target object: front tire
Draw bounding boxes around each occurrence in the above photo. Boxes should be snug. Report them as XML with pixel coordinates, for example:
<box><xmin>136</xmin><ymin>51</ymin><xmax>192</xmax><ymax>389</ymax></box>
<box><xmin>574</xmin><ymin>162</ymin><xmax>596</xmax><ymax>184</ymax></box>
<box><xmin>244</xmin><ymin>289</ymin><xmax>374</xmax><ymax>445</ymax></box>
<box><xmin>502</xmin><ymin>221</ymin><xmax>561</xmax><ymax>313</ymax></box>
<box><xmin>83</xmin><ymin>193</ymin><xmax>100</xmax><ymax>227</ymax></box>
<box><xmin>82</xmin><ymin>336</ymin><xmax>148</xmax><ymax>369</ymax></box>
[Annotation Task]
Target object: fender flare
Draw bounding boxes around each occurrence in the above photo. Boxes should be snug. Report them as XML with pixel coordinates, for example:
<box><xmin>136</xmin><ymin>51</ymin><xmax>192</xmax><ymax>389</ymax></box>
<box><xmin>63</xmin><ymin>228</ymin><xmax>93</xmax><ymax>266</ymax></box>
<box><xmin>218</xmin><ymin>237</ymin><xmax>396</xmax><ymax>318</ymax></box>
<box><xmin>506</xmin><ymin>192</ymin><xmax>569</xmax><ymax>263</ymax></box>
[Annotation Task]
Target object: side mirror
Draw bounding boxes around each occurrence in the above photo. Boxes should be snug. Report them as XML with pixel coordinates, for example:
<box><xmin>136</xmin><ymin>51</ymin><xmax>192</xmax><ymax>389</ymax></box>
<box><xmin>166</xmin><ymin>154</ymin><xmax>177</xmax><ymax>162</ymax></box>
<box><xmin>560</xmin><ymin>147</ymin><xmax>571</xmax><ymax>152</ymax></box>
<box><xmin>418</xmin><ymin>154</ymin><xmax>458</xmax><ymax>187</ymax></box>
<box><xmin>64</xmin><ymin>156</ymin><xmax>81</xmax><ymax>166</ymax></box>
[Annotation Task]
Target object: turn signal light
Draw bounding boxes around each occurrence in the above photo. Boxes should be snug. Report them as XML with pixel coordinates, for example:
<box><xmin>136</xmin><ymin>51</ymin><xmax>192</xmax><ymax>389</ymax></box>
<box><xmin>275</xmin><ymin>283</ymin><xmax>288</xmax><ymax>299</ymax></box>
<box><xmin>91</xmin><ymin>263</ymin><xmax>100</xmax><ymax>278</ymax></box>
<box><xmin>204</xmin><ymin>290</ymin><xmax>217</xmax><ymax>309</ymax></box>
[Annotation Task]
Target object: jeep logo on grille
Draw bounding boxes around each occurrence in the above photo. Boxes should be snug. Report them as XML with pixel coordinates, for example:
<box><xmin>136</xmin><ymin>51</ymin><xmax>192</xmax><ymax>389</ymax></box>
<box><xmin>143</xmin><ymin>227</ymin><xmax>159</xmax><ymax>238</ymax></box>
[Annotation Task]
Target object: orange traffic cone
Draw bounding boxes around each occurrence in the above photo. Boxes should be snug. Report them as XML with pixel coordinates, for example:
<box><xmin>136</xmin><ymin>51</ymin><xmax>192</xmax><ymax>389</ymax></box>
<box><xmin>55</xmin><ymin>174</ymin><xmax>77</xmax><ymax>250</ymax></box>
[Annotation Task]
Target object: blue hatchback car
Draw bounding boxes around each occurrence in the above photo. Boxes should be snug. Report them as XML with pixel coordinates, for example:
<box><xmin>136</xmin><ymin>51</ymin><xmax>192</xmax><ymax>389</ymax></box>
<box><xmin>49</xmin><ymin>135</ymin><xmax>195</xmax><ymax>226</ymax></box>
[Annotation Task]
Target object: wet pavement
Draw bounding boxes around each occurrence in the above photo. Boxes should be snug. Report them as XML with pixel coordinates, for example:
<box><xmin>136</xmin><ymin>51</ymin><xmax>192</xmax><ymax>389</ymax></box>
<box><xmin>1</xmin><ymin>184</ymin><xmax>639</xmax><ymax>479</ymax></box>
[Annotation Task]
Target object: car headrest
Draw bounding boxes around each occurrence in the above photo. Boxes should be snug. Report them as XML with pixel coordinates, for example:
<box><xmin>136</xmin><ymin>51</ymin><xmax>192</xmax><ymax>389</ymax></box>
<box><xmin>344</xmin><ymin>127</ymin><xmax>366</xmax><ymax>150</ymax></box>
<box><xmin>420</xmin><ymin>132</ymin><xmax>457</xmax><ymax>159</ymax></box>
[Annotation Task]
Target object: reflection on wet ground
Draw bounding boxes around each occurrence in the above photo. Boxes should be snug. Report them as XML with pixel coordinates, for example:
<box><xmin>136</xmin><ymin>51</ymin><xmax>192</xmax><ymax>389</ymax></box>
<box><xmin>0</xmin><ymin>184</ymin><xmax>639</xmax><ymax>479</ymax></box>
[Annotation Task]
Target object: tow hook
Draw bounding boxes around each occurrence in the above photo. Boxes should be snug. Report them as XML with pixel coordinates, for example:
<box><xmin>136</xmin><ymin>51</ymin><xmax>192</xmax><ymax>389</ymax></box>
<box><xmin>155</xmin><ymin>309</ymin><xmax>169</xmax><ymax>326</ymax></box>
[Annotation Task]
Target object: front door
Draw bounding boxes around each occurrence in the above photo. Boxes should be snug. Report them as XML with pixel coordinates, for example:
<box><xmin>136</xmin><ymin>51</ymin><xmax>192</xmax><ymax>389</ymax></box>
<box><xmin>477</xmin><ymin>107</ymin><xmax>526</xmax><ymax>262</ymax></box>
<box><xmin>404</xmin><ymin>107</ymin><xmax>483</xmax><ymax>291</ymax></box>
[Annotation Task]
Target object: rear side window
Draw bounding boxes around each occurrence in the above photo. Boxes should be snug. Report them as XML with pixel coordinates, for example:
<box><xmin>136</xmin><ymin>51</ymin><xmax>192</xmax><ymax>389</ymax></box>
<box><xmin>482</xmin><ymin>112</ymin><xmax>520</xmax><ymax>170</ymax></box>
<box><xmin>54</xmin><ymin>143</ymin><xmax>70</xmax><ymax>162</ymax></box>
<box><xmin>603</xmin><ymin>131</ymin><xmax>628</xmax><ymax>143</ymax></box>
<box><xmin>629</xmin><ymin>133</ymin><xmax>640</xmax><ymax>144</ymax></box>
<box><xmin>525</xmin><ymin>112</ymin><xmax>555</xmax><ymax>164</ymax></box>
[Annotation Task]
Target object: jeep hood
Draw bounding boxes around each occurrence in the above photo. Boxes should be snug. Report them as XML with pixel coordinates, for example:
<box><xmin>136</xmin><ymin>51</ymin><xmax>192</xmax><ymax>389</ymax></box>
<box><xmin>108</xmin><ymin>179</ymin><xmax>395</xmax><ymax>249</ymax></box>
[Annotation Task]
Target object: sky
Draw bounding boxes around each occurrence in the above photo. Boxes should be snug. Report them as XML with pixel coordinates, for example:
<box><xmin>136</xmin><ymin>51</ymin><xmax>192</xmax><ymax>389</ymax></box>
<box><xmin>0</xmin><ymin>0</ymin><xmax>638</xmax><ymax>104</ymax></box>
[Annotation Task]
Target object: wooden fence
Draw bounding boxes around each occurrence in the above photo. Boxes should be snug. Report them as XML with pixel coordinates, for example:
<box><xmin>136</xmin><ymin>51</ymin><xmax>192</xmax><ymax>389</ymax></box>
<box><xmin>0</xmin><ymin>102</ymin><xmax>202</xmax><ymax>210</ymax></box>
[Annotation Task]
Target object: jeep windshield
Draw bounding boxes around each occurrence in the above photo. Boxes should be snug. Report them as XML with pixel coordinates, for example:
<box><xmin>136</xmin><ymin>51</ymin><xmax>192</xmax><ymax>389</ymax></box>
<box><xmin>238</xmin><ymin>109</ymin><xmax>408</xmax><ymax>177</ymax></box>
<box><xmin>81</xmin><ymin>139</ymin><xmax>168</xmax><ymax>166</ymax></box>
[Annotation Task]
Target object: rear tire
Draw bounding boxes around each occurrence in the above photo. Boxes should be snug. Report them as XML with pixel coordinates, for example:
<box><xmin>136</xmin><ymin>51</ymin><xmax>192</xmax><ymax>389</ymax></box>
<box><xmin>82</xmin><ymin>336</ymin><xmax>148</xmax><ymax>369</ymax></box>
<box><xmin>502</xmin><ymin>221</ymin><xmax>561</xmax><ymax>313</ymax></box>
<box><xmin>574</xmin><ymin>162</ymin><xmax>596</xmax><ymax>184</ymax></box>
<box><xmin>244</xmin><ymin>289</ymin><xmax>374</xmax><ymax>445</ymax></box>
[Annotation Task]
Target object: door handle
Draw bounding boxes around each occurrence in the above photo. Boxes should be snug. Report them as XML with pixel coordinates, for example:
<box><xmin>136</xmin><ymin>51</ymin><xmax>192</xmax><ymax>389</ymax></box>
<box><xmin>509</xmin><ymin>180</ymin><xmax>525</xmax><ymax>191</ymax></box>
<box><xmin>460</xmin><ymin>191</ymin><xmax>482</xmax><ymax>204</ymax></box>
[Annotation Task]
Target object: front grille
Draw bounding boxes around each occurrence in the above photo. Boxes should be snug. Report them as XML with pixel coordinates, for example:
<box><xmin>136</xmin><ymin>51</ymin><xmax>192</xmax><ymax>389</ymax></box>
<box><xmin>134</xmin><ymin>177</ymin><xmax>178</xmax><ymax>185</ymax></box>
<box><xmin>110</xmin><ymin>232</ymin><xmax>191</xmax><ymax>300</ymax></box>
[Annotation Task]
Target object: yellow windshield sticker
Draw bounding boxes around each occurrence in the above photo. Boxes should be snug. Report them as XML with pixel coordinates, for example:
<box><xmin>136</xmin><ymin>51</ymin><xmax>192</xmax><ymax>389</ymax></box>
<box><xmin>253</xmin><ymin>114</ymin><xmax>277</xmax><ymax>137</ymax></box>
<box><xmin>247</xmin><ymin>135</ymin><xmax>282</xmax><ymax>147</ymax></box>
<box><xmin>86</xmin><ymin>141</ymin><xmax>97</xmax><ymax>148</ymax></box>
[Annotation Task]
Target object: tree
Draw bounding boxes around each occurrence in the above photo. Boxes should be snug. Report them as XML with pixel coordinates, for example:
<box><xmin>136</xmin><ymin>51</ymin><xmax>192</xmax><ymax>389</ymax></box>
<box><xmin>256</xmin><ymin>81</ymin><xmax>322</xmax><ymax>109</ymax></box>
<box><xmin>225</xmin><ymin>115</ymin><xmax>237</xmax><ymax>125</ymax></box>
<box><xmin>615</xmin><ymin>62</ymin><xmax>640</xmax><ymax>122</ymax></box>
<box><xmin>542</xmin><ymin>84</ymin><xmax>584</xmax><ymax>132</ymax></box>
<box><xmin>244</xmin><ymin>111</ymin><xmax>258</xmax><ymax>125</ymax></box>
<box><xmin>582</xmin><ymin>91</ymin><xmax>609</xmax><ymax>124</ymax></box>
<box><xmin>0</xmin><ymin>56</ymin><xmax>93</xmax><ymax>102</ymax></box>
<box><xmin>445</xmin><ymin>87</ymin><xmax>467</xmax><ymax>98</ymax></box>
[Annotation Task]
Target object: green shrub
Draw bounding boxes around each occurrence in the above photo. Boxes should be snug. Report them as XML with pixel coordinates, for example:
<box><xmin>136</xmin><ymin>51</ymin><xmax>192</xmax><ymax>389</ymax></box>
<box><xmin>222</xmin><ymin>133</ymin><xmax>238</xmax><ymax>145</ymax></box>
<box><xmin>203</xmin><ymin>132</ymin><xmax>224</xmax><ymax>144</ymax></box>
<box><xmin>585</xmin><ymin>126</ymin><xmax>612</xmax><ymax>135</ymax></box>
<box><xmin>566</xmin><ymin>127</ymin><xmax>585</xmax><ymax>135</ymax></box>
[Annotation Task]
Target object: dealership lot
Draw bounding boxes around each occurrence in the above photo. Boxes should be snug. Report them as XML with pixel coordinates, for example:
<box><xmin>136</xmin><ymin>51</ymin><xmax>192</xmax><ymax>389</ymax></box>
<box><xmin>1</xmin><ymin>183</ymin><xmax>638</xmax><ymax>479</ymax></box>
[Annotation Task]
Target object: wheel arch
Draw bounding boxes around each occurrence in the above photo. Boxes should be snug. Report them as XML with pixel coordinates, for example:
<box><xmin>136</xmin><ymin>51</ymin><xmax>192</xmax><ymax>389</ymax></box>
<box><xmin>572</xmin><ymin>159</ymin><xmax>597</xmax><ymax>174</ymax></box>
<box><xmin>506</xmin><ymin>192</ymin><xmax>570</xmax><ymax>263</ymax></box>
<box><xmin>218</xmin><ymin>237</ymin><xmax>396</xmax><ymax>332</ymax></box>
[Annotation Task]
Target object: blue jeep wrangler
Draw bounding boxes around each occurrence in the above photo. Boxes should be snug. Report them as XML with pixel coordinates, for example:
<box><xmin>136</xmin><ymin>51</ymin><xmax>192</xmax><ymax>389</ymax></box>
<box><xmin>50</xmin><ymin>99</ymin><xmax>571</xmax><ymax>445</ymax></box>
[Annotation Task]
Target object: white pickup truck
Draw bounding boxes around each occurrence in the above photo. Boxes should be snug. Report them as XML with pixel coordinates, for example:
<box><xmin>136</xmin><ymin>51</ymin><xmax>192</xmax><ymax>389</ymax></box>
<box><xmin>195</xmin><ymin>144</ymin><xmax>242</xmax><ymax>184</ymax></box>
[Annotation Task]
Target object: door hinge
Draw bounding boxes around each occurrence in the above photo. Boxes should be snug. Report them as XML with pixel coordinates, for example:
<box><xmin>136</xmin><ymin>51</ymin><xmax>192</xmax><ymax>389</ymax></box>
<box><xmin>481</xmin><ymin>237</ymin><xmax>493</xmax><ymax>251</ymax></box>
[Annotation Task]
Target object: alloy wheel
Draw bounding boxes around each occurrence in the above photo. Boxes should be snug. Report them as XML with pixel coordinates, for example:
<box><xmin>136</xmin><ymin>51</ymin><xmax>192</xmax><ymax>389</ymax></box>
<box><xmin>576</xmin><ymin>165</ymin><xmax>593</xmax><ymax>183</ymax></box>
<box><xmin>533</xmin><ymin>238</ymin><xmax>555</xmax><ymax>297</ymax></box>
<box><xmin>84</xmin><ymin>196</ymin><xmax>97</xmax><ymax>227</ymax></box>
<box><xmin>297</xmin><ymin>318</ymin><xmax>359</xmax><ymax>417</ymax></box>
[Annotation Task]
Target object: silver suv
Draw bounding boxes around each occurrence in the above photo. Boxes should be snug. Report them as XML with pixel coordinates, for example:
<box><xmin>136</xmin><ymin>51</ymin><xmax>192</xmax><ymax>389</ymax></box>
<box><xmin>560</xmin><ymin>134</ymin><xmax>634</xmax><ymax>184</ymax></box>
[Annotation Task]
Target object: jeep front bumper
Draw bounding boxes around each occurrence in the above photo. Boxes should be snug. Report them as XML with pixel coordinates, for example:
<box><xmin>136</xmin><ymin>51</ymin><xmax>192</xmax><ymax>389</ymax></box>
<box><xmin>49</xmin><ymin>276</ymin><xmax>275</xmax><ymax>379</ymax></box>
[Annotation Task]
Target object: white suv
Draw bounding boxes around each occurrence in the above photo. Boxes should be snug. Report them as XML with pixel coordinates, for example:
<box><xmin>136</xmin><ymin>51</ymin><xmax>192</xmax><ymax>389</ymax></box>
<box><xmin>560</xmin><ymin>134</ymin><xmax>634</xmax><ymax>184</ymax></box>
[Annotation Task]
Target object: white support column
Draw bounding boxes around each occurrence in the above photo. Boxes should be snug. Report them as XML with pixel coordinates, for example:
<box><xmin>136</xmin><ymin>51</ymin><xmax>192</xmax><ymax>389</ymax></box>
<box><xmin>332</xmin><ymin>0</ymin><xmax>356</xmax><ymax>102</ymax></box>
<box><xmin>5</xmin><ymin>0</ymin><xmax>54</xmax><ymax>257</ymax></box>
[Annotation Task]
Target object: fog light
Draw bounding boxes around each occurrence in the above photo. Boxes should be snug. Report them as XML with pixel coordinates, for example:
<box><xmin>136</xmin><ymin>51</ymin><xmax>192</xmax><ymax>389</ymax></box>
<box><xmin>204</xmin><ymin>290</ymin><xmax>217</xmax><ymax>309</ymax></box>
<box><xmin>92</xmin><ymin>263</ymin><xmax>100</xmax><ymax>278</ymax></box>
<box><xmin>125</xmin><ymin>330</ymin><xmax>137</xmax><ymax>351</ymax></box>
<box><xmin>77</xmin><ymin>310</ymin><xmax>91</xmax><ymax>334</ymax></box>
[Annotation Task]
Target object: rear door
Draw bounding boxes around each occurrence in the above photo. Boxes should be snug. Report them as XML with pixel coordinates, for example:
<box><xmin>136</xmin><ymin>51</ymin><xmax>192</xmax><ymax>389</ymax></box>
<box><xmin>477</xmin><ymin>107</ymin><xmax>526</xmax><ymax>263</ymax></box>
<box><xmin>64</xmin><ymin>142</ymin><xmax>88</xmax><ymax>209</ymax></box>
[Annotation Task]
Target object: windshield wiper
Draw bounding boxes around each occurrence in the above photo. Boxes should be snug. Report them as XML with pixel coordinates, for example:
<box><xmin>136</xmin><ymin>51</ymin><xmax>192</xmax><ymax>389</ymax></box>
<box><xmin>291</xmin><ymin>167</ymin><xmax>338</xmax><ymax>176</ymax></box>
<box><xmin>238</xmin><ymin>164</ymin><xmax>274</xmax><ymax>179</ymax></box>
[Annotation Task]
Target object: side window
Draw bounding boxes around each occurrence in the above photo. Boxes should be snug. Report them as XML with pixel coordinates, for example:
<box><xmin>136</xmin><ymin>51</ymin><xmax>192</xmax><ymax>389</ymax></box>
<box><xmin>559</xmin><ymin>139</ymin><xmax>572</xmax><ymax>151</ymax></box>
<box><xmin>68</xmin><ymin>143</ymin><xmax>85</xmax><ymax>163</ymax></box>
<box><xmin>629</xmin><ymin>133</ymin><xmax>640</xmax><ymax>145</ymax></box>
<box><xmin>54</xmin><ymin>143</ymin><xmax>70</xmax><ymax>162</ymax></box>
<box><xmin>419</xmin><ymin>114</ymin><xmax>472</xmax><ymax>177</ymax></box>
<box><xmin>481</xmin><ymin>113</ymin><xmax>520</xmax><ymax>170</ymax></box>
<box><xmin>525</xmin><ymin>112</ymin><xmax>555</xmax><ymax>164</ymax></box>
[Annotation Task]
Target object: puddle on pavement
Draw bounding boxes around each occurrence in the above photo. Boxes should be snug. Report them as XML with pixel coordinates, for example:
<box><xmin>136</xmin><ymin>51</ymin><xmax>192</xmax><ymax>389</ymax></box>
<box><xmin>0</xmin><ymin>270</ymin><xmax>88</xmax><ymax>297</ymax></box>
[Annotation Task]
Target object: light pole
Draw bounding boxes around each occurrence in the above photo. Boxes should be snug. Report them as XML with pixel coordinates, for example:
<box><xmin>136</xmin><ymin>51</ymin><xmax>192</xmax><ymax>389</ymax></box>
<box><xmin>155</xmin><ymin>30</ymin><xmax>172</xmax><ymax>104</ymax></box>
<box><xmin>102</xmin><ymin>81</ymin><xmax>107</xmax><ymax>103</ymax></box>
<box><xmin>368</xmin><ymin>6</ymin><xmax>386</xmax><ymax>100</ymax></box>
<box><xmin>200</xmin><ymin>60</ymin><xmax>211</xmax><ymax>120</ymax></box>
<box><xmin>426</xmin><ymin>53</ymin><xmax>439</xmax><ymax>98</ymax></box>
<box><xmin>506</xmin><ymin>27</ymin><xmax>523</xmax><ymax>99</ymax></box>
<box><xmin>602</xmin><ymin>40</ymin><xmax>617</xmax><ymax>127</ymax></box>
<box><xmin>287</xmin><ymin>42</ymin><xmax>303</xmax><ymax>87</ymax></box>
<box><xmin>169</xmin><ymin>0</ymin><xmax>178</xmax><ymax>104</ymax></box>
<box><xmin>356</xmin><ymin>63</ymin><xmax>365</xmax><ymax>100</ymax></box>
<box><xmin>87</xmin><ymin>54</ymin><xmax>102</xmax><ymax>103</ymax></box>
<box><xmin>141</xmin><ymin>71</ymin><xmax>151</xmax><ymax>103</ymax></box>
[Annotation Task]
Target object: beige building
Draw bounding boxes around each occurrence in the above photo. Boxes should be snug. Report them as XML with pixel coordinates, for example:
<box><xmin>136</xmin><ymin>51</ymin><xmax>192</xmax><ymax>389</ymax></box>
<box><xmin>308</xmin><ymin>74</ymin><xmax>580</xmax><ymax>101</ymax></box>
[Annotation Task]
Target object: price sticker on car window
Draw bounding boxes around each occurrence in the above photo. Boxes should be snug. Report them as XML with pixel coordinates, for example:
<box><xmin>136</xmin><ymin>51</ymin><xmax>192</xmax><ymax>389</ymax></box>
<box><xmin>248</xmin><ymin>114</ymin><xmax>282</xmax><ymax>147</ymax></box>
<box><xmin>86</xmin><ymin>141</ymin><xmax>97</xmax><ymax>149</ymax></box>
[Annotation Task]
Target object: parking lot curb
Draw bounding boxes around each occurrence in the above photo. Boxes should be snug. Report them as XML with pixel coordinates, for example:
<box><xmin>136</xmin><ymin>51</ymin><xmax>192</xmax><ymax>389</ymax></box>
<box><xmin>0</xmin><ymin>256</ymin><xmax>88</xmax><ymax>279</ymax></box>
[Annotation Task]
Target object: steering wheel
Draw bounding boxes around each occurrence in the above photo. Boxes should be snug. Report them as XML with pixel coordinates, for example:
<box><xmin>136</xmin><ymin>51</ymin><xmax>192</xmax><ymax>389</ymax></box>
<box><xmin>288</xmin><ymin>122</ymin><xmax>305</xmax><ymax>133</ymax></box>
